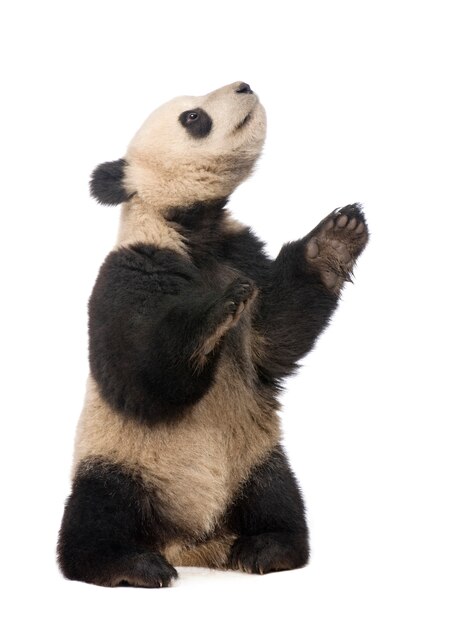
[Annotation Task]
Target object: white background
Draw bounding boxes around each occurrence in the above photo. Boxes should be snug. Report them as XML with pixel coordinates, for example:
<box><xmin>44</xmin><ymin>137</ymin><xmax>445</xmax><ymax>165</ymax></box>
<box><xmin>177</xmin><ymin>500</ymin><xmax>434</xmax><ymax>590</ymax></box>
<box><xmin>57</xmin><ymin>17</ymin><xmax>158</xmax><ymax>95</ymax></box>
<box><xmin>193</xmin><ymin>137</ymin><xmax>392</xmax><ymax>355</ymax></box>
<box><xmin>1</xmin><ymin>1</ymin><xmax>464</xmax><ymax>624</ymax></box>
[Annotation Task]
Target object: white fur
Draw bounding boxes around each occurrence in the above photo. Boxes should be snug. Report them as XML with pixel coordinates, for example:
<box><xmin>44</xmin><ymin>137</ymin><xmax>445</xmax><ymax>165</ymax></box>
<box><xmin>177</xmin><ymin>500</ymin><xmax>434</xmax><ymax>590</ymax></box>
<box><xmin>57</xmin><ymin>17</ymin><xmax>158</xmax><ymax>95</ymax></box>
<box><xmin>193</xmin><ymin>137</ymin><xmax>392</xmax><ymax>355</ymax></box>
<box><xmin>114</xmin><ymin>82</ymin><xmax>266</xmax><ymax>249</ymax></box>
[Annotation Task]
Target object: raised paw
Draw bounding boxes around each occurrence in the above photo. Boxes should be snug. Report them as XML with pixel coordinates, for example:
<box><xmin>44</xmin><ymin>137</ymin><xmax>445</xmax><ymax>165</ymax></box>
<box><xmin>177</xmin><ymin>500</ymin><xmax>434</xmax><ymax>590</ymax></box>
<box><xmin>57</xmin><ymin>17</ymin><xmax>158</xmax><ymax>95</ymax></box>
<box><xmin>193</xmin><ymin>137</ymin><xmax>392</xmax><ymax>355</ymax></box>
<box><xmin>305</xmin><ymin>203</ymin><xmax>369</xmax><ymax>291</ymax></box>
<box><xmin>223</xmin><ymin>278</ymin><xmax>257</xmax><ymax>322</ymax></box>
<box><xmin>195</xmin><ymin>277</ymin><xmax>257</xmax><ymax>360</ymax></box>
<box><xmin>229</xmin><ymin>532</ymin><xmax>308</xmax><ymax>575</ymax></box>
<box><xmin>102</xmin><ymin>553</ymin><xmax>178</xmax><ymax>588</ymax></box>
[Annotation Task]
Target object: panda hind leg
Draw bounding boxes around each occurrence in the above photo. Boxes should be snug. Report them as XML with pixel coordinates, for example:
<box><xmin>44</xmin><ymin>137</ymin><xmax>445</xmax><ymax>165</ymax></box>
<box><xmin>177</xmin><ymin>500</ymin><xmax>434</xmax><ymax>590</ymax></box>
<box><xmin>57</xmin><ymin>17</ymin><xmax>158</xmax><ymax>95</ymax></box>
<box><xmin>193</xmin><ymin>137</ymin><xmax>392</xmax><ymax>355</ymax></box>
<box><xmin>225</xmin><ymin>445</ymin><xmax>309</xmax><ymax>575</ymax></box>
<box><xmin>57</xmin><ymin>459</ymin><xmax>178</xmax><ymax>588</ymax></box>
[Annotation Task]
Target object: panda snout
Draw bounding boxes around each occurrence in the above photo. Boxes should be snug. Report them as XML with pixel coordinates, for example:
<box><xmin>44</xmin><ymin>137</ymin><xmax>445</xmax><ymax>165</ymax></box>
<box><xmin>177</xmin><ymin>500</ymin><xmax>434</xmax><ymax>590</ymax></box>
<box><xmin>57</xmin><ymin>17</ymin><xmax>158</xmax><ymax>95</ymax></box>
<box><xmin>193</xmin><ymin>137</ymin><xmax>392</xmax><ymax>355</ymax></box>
<box><xmin>235</xmin><ymin>82</ymin><xmax>253</xmax><ymax>95</ymax></box>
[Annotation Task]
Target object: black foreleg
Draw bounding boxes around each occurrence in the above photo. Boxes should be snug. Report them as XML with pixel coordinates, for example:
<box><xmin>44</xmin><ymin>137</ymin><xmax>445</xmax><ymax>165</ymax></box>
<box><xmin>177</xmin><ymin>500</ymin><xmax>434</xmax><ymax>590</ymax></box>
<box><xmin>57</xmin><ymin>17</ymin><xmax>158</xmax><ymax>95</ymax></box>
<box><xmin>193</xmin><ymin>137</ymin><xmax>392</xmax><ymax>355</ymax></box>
<box><xmin>88</xmin><ymin>244</ymin><xmax>256</xmax><ymax>423</ymax></box>
<box><xmin>253</xmin><ymin>204</ymin><xmax>368</xmax><ymax>383</ymax></box>
<box><xmin>254</xmin><ymin>241</ymin><xmax>338</xmax><ymax>382</ymax></box>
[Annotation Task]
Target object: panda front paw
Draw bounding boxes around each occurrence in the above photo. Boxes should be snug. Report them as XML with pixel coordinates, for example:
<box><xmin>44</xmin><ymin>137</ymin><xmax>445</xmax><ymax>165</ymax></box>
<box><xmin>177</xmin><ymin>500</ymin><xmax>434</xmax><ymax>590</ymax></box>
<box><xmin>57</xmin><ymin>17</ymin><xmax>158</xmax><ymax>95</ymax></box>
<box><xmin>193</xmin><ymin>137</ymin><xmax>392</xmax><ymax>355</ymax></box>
<box><xmin>305</xmin><ymin>204</ymin><xmax>369</xmax><ymax>292</ymax></box>
<box><xmin>222</xmin><ymin>277</ymin><xmax>257</xmax><ymax>322</ymax></box>
<box><xmin>195</xmin><ymin>277</ymin><xmax>257</xmax><ymax>360</ymax></box>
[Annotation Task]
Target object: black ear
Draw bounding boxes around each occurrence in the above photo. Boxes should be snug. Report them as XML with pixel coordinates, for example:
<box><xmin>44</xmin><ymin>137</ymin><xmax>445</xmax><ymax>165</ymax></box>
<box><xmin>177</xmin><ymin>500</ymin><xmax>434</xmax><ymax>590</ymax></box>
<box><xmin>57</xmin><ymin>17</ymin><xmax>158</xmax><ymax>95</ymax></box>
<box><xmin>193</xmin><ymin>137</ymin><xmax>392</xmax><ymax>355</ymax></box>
<box><xmin>89</xmin><ymin>159</ymin><xmax>133</xmax><ymax>205</ymax></box>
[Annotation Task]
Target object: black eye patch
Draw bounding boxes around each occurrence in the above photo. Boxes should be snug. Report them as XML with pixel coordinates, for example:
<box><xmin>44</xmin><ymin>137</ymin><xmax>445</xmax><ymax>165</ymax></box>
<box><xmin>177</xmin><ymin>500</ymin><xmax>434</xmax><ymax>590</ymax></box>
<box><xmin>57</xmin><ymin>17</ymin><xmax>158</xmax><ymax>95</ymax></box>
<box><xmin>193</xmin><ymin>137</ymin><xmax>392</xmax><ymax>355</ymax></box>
<box><xmin>178</xmin><ymin>108</ymin><xmax>213</xmax><ymax>139</ymax></box>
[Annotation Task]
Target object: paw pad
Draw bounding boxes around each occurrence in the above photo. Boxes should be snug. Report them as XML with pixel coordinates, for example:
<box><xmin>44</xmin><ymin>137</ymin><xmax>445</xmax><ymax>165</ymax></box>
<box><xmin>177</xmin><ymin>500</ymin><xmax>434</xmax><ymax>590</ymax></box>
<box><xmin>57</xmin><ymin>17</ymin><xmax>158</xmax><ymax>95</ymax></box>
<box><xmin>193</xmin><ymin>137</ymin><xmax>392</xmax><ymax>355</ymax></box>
<box><xmin>305</xmin><ymin>204</ymin><xmax>368</xmax><ymax>292</ymax></box>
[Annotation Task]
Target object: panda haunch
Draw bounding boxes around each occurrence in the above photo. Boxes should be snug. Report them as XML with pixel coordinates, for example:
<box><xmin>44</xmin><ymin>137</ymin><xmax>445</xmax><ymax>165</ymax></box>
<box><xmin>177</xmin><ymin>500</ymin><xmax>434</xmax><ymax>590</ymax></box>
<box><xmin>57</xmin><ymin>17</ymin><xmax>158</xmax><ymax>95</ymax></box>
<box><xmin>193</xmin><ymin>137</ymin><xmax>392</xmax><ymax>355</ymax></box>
<box><xmin>57</xmin><ymin>81</ymin><xmax>369</xmax><ymax>587</ymax></box>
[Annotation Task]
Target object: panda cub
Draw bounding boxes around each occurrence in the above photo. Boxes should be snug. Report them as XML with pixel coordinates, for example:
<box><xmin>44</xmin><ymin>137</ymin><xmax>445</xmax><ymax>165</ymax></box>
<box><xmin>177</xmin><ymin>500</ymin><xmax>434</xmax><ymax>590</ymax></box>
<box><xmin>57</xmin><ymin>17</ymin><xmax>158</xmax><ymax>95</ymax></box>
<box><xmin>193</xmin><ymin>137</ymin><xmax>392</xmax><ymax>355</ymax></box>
<box><xmin>58</xmin><ymin>81</ymin><xmax>369</xmax><ymax>587</ymax></box>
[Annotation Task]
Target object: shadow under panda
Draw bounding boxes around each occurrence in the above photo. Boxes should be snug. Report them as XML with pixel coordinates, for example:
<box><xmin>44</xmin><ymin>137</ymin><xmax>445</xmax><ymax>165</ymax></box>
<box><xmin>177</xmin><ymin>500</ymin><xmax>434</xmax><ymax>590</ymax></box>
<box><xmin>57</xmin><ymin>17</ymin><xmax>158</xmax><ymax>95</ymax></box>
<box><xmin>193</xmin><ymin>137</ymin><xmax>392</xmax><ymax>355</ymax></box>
<box><xmin>57</xmin><ymin>81</ymin><xmax>369</xmax><ymax>587</ymax></box>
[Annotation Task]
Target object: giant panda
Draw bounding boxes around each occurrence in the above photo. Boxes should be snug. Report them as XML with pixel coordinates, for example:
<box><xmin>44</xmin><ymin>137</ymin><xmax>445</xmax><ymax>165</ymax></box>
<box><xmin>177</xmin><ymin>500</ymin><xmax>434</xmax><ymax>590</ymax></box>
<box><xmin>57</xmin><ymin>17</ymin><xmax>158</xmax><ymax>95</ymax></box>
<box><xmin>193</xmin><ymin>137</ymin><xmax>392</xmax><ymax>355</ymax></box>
<box><xmin>57</xmin><ymin>81</ymin><xmax>369</xmax><ymax>588</ymax></box>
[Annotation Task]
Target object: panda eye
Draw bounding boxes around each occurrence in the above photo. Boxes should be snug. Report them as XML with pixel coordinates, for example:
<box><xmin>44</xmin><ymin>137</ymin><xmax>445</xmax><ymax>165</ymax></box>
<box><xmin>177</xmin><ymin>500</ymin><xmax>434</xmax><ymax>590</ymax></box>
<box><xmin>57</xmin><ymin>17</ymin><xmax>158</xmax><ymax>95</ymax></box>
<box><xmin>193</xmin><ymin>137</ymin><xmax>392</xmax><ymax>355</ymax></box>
<box><xmin>179</xmin><ymin>107</ymin><xmax>213</xmax><ymax>138</ymax></box>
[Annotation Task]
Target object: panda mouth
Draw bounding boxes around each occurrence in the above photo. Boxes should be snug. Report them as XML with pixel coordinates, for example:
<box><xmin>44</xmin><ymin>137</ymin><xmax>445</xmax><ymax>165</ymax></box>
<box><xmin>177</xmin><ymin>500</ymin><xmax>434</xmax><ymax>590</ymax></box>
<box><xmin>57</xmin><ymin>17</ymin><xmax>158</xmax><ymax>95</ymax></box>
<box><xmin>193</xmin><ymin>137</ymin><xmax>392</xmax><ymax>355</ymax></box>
<box><xmin>234</xmin><ymin>110</ymin><xmax>253</xmax><ymax>133</ymax></box>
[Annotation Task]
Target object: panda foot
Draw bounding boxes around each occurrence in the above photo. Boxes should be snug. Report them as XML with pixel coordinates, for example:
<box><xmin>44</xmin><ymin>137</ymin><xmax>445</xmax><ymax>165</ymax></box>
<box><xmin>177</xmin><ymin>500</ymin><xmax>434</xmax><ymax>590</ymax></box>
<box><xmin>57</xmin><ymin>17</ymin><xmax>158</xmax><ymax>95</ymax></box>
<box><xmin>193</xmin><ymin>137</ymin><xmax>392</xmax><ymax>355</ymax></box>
<box><xmin>229</xmin><ymin>532</ymin><xmax>308</xmax><ymax>575</ymax></box>
<box><xmin>98</xmin><ymin>553</ymin><xmax>178</xmax><ymax>588</ymax></box>
<box><xmin>305</xmin><ymin>203</ymin><xmax>368</xmax><ymax>292</ymax></box>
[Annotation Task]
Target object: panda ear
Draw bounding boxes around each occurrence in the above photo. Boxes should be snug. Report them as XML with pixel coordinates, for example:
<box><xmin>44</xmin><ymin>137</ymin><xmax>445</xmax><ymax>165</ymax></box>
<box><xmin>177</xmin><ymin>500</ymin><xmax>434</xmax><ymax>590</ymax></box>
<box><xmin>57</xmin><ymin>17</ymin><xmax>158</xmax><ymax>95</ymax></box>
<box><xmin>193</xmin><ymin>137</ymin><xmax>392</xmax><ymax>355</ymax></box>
<box><xmin>89</xmin><ymin>158</ymin><xmax>133</xmax><ymax>205</ymax></box>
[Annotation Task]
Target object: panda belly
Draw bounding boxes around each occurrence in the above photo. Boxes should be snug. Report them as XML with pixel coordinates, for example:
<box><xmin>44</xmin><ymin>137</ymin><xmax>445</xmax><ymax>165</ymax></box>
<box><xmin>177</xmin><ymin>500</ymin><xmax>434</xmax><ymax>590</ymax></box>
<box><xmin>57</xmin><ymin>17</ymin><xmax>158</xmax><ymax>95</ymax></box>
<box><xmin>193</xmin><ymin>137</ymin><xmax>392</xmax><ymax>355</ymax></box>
<box><xmin>73</xmin><ymin>361</ymin><xmax>280</xmax><ymax>538</ymax></box>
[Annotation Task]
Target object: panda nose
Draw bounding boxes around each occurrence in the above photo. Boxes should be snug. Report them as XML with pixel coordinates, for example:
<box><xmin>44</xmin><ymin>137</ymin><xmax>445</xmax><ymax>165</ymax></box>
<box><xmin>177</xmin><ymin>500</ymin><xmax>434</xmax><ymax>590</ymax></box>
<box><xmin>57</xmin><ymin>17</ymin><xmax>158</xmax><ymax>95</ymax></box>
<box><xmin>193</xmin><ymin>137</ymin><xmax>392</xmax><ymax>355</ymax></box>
<box><xmin>235</xmin><ymin>82</ymin><xmax>253</xmax><ymax>94</ymax></box>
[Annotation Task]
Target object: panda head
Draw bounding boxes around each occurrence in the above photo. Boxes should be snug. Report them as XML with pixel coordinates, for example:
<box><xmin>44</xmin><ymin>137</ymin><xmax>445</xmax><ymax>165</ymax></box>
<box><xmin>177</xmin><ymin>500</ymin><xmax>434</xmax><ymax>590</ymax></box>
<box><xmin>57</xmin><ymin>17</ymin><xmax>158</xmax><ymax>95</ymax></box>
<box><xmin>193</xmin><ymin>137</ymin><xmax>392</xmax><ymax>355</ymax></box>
<box><xmin>90</xmin><ymin>82</ymin><xmax>266</xmax><ymax>209</ymax></box>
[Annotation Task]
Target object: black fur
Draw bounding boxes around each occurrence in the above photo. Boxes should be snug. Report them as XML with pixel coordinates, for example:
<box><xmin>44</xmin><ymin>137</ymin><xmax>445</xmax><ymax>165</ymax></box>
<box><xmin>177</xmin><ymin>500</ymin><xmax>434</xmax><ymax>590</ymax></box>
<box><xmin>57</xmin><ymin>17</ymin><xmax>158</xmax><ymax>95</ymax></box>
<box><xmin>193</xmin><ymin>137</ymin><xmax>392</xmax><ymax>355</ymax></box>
<box><xmin>252</xmin><ymin>234</ymin><xmax>339</xmax><ymax>384</ymax></box>
<box><xmin>88</xmin><ymin>201</ymin><xmax>361</xmax><ymax>424</ymax></box>
<box><xmin>169</xmin><ymin>200</ymin><xmax>341</xmax><ymax>384</ymax></box>
<box><xmin>89</xmin><ymin>159</ymin><xmax>133</xmax><ymax>206</ymax></box>
<box><xmin>88</xmin><ymin>242</ymin><xmax>255</xmax><ymax>423</ymax></box>
<box><xmin>60</xmin><ymin>197</ymin><xmax>368</xmax><ymax>584</ymax></box>
<box><xmin>179</xmin><ymin>108</ymin><xmax>213</xmax><ymax>139</ymax></box>
<box><xmin>57</xmin><ymin>459</ymin><xmax>179</xmax><ymax>587</ymax></box>
<box><xmin>226</xmin><ymin>445</ymin><xmax>309</xmax><ymax>573</ymax></box>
